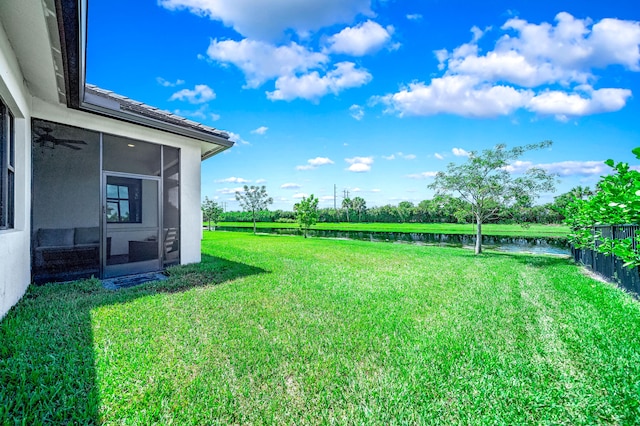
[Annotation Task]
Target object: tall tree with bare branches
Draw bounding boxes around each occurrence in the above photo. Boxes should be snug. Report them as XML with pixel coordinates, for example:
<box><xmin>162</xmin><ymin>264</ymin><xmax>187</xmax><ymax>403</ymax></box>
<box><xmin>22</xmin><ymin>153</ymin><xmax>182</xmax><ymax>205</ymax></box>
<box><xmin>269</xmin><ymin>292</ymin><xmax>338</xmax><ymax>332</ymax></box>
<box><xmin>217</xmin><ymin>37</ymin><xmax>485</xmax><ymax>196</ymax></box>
<box><xmin>235</xmin><ymin>185</ymin><xmax>273</xmax><ymax>234</ymax></box>
<box><xmin>429</xmin><ymin>141</ymin><xmax>556</xmax><ymax>254</ymax></box>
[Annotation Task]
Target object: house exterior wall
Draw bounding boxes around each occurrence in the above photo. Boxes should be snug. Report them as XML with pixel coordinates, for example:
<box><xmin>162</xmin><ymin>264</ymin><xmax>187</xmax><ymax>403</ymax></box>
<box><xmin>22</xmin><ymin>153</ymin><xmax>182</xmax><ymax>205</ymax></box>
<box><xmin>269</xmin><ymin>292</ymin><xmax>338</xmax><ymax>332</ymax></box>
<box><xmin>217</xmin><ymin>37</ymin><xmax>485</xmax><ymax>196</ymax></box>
<box><xmin>1</xmin><ymin>0</ymin><xmax>212</xmax><ymax>320</ymax></box>
<box><xmin>1</xmin><ymin>45</ymin><xmax>204</xmax><ymax>320</ymax></box>
<box><xmin>0</xmin><ymin>21</ymin><xmax>33</xmax><ymax>320</ymax></box>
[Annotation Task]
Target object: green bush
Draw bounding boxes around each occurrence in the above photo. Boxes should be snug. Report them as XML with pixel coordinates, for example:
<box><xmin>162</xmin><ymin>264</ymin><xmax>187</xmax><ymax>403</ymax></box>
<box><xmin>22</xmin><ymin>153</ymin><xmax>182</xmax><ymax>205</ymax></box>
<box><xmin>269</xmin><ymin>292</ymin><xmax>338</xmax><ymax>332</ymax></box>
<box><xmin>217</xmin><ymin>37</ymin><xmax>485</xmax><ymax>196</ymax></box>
<box><xmin>566</xmin><ymin>148</ymin><xmax>640</xmax><ymax>267</ymax></box>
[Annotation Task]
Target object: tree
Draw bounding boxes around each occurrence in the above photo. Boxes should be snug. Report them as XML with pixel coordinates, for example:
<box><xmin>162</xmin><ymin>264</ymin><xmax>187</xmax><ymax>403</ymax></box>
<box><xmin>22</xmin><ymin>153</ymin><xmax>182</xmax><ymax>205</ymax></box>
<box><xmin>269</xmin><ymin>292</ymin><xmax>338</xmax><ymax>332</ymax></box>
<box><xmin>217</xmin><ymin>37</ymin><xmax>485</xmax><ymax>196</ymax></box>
<box><xmin>566</xmin><ymin>148</ymin><xmax>640</xmax><ymax>267</ymax></box>
<box><xmin>342</xmin><ymin>197</ymin><xmax>352</xmax><ymax>222</ymax></box>
<box><xmin>430</xmin><ymin>194</ymin><xmax>472</xmax><ymax>223</ymax></box>
<box><xmin>429</xmin><ymin>142</ymin><xmax>556</xmax><ymax>254</ymax></box>
<box><xmin>235</xmin><ymin>185</ymin><xmax>273</xmax><ymax>234</ymax></box>
<box><xmin>351</xmin><ymin>196</ymin><xmax>367</xmax><ymax>222</ymax></box>
<box><xmin>552</xmin><ymin>186</ymin><xmax>594</xmax><ymax>220</ymax></box>
<box><xmin>293</xmin><ymin>194</ymin><xmax>319</xmax><ymax>238</ymax></box>
<box><xmin>201</xmin><ymin>196</ymin><xmax>223</xmax><ymax>231</ymax></box>
<box><xmin>396</xmin><ymin>201</ymin><xmax>415</xmax><ymax>223</ymax></box>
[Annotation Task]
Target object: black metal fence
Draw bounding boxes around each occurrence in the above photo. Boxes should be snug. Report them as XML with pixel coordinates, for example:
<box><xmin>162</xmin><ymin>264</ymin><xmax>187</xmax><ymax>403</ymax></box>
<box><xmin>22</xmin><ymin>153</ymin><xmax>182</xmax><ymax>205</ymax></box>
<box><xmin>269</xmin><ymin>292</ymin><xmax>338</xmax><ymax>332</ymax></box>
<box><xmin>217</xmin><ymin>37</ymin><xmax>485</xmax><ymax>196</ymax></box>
<box><xmin>572</xmin><ymin>224</ymin><xmax>640</xmax><ymax>297</ymax></box>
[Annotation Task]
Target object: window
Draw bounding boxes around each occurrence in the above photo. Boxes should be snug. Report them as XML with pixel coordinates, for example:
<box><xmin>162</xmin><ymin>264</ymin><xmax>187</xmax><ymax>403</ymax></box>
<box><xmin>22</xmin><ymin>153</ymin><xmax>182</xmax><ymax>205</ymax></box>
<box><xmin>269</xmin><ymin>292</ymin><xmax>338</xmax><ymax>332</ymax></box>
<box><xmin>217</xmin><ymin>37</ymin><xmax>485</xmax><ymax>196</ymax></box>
<box><xmin>0</xmin><ymin>99</ymin><xmax>14</xmax><ymax>229</ymax></box>
<box><xmin>106</xmin><ymin>178</ymin><xmax>141</xmax><ymax>223</ymax></box>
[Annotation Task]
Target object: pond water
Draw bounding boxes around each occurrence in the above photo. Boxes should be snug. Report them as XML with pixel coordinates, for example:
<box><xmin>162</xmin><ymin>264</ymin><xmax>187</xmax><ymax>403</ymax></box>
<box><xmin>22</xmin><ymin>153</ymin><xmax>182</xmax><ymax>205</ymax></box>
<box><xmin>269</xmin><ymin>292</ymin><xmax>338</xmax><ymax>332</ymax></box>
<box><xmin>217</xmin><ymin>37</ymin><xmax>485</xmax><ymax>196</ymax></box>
<box><xmin>215</xmin><ymin>226</ymin><xmax>570</xmax><ymax>256</ymax></box>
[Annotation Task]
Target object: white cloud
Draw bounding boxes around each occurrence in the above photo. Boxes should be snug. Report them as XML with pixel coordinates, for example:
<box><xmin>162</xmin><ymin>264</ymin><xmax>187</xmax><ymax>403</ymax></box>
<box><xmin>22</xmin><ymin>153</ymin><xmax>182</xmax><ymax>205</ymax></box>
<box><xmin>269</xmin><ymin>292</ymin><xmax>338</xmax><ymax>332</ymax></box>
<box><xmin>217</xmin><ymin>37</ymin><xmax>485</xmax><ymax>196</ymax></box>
<box><xmin>527</xmin><ymin>86</ymin><xmax>631</xmax><ymax>120</ymax></box>
<box><xmin>202</xmin><ymin>19</ymin><xmax>381</xmax><ymax>101</ymax></box>
<box><xmin>309</xmin><ymin>157</ymin><xmax>335</xmax><ymax>166</ymax></box>
<box><xmin>296</xmin><ymin>156</ymin><xmax>335</xmax><ymax>170</ymax></box>
<box><xmin>173</xmin><ymin>104</ymin><xmax>221</xmax><ymax>122</ymax></box>
<box><xmin>325</xmin><ymin>20</ymin><xmax>394</xmax><ymax>56</ymax></box>
<box><xmin>406</xmin><ymin>171</ymin><xmax>438</xmax><ymax>179</ymax></box>
<box><xmin>502</xmin><ymin>13</ymin><xmax>640</xmax><ymax>72</ymax></box>
<box><xmin>378</xmin><ymin>75</ymin><xmax>533</xmax><ymax>118</ymax></box>
<box><xmin>445</xmin><ymin>48</ymin><xmax>584</xmax><ymax>88</ymax></box>
<box><xmin>352</xmin><ymin>187</ymin><xmax>380</xmax><ymax>193</ymax></box>
<box><xmin>267</xmin><ymin>62</ymin><xmax>372</xmax><ymax>101</ymax></box>
<box><xmin>440</xmin><ymin>13</ymin><xmax>640</xmax><ymax>88</ymax></box>
<box><xmin>545</xmin><ymin>161</ymin><xmax>608</xmax><ymax>176</ymax></box>
<box><xmin>207</xmin><ymin>39</ymin><xmax>328</xmax><ymax>88</ymax></box>
<box><xmin>348</xmin><ymin>163</ymin><xmax>371</xmax><ymax>172</ymax></box>
<box><xmin>345</xmin><ymin>156</ymin><xmax>374</xmax><ymax>172</ymax></box>
<box><xmin>169</xmin><ymin>84</ymin><xmax>216</xmax><ymax>104</ymax></box>
<box><xmin>377</xmin><ymin>12</ymin><xmax>640</xmax><ymax>119</ymax></box>
<box><xmin>349</xmin><ymin>104</ymin><xmax>365</xmax><ymax>120</ymax></box>
<box><xmin>159</xmin><ymin>0</ymin><xmax>373</xmax><ymax>40</ymax></box>
<box><xmin>215</xmin><ymin>176</ymin><xmax>251</xmax><ymax>183</ymax></box>
<box><xmin>380</xmin><ymin>77</ymin><xmax>631</xmax><ymax>120</ymax></box>
<box><xmin>217</xmin><ymin>187</ymin><xmax>244</xmax><ymax>194</ymax></box>
<box><xmin>256</xmin><ymin>178</ymin><xmax>267</xmax><ymax>183</ymax></box>
<box><xmin>406</xmin><ymin>14</ymin><xmax>423</xmax><ymax>21</ymax></box>
<box><xmin>503</xmin><ymin>160</ymin><xmax>609</xmax><ymax>176</ymax></box>
<box><xmin>251</xmin><ymin>126</ymin><xmax>269</xmax><ymax>135</ymax></box>
<box><xmin>157</xmin><ymin>77</ymin><xmax>185</xmax><ymax>87</ymax></box>
<box><xmin>434</xmin><ymin>153</ymin><xmax>444</xmax><ymax>160</ymax></box>
<box><xmin>384</xmin><ymin>152</ymin><xmax>416</xmax><ymax>160</ymax></box>
<box><xmin>452</xmin><ymin>147</ymin><xmax>470</xmax><ymax>157</ymax></box>
<box><xmin>346</xmin><ymin>156</ymin><xmax>374</xmax><ymax>165</ymax></box>
<box><xmin>293</xmin><ymin>193</ymin><xmax>309</xmax><ymax>199</ymax></box>
<box><xmin>227</xmin><ymin>132</ymin><xmax>250</xmax><ymax>145</ymax></box>
<box><xmin>281</xmin><ymin>183</ymin><xmax>302</xmax><ymax>189</ymax></box>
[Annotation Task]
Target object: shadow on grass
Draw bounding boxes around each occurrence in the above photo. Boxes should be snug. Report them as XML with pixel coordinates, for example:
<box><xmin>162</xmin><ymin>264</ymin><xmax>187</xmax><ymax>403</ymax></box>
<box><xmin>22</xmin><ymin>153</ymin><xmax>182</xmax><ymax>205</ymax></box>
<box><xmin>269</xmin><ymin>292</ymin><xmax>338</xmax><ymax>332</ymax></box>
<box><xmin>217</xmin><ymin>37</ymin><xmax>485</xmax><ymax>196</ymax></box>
<box><xmin>478</xmin><ymin>250</ymin><xmax>574</xmax><ymax>269</ymax></box>
<box><xmin>0</xmin><ymin>254</ymin><xmax>267</xmax><ymax>424</ymax></box>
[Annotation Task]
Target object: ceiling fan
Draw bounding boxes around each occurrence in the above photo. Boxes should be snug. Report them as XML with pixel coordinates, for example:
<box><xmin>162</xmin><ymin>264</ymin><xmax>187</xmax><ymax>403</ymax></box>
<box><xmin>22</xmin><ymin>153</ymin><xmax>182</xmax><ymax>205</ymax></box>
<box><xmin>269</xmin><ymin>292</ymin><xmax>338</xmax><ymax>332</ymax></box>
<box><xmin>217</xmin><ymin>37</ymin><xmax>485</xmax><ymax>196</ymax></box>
<box><xmin>34</xmin><ymin>127</ymin><xmax>87</xmax><ymax>150</ymax></box>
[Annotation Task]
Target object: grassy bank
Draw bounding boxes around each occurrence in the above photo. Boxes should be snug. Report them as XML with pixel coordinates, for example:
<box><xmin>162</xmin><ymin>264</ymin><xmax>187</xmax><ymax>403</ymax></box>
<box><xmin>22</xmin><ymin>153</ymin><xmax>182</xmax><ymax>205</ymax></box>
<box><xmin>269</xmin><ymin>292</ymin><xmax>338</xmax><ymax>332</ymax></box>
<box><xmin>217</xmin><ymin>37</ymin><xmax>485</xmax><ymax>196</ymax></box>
<box><xmin>2</xmin><ymin>232</ymin><xmax>639</xmax><ymax>424</ymax></box>
<box><xmin>216</xmin><ymin>221</ymin><xmax>570</xmax><ymax>238</ymax></box>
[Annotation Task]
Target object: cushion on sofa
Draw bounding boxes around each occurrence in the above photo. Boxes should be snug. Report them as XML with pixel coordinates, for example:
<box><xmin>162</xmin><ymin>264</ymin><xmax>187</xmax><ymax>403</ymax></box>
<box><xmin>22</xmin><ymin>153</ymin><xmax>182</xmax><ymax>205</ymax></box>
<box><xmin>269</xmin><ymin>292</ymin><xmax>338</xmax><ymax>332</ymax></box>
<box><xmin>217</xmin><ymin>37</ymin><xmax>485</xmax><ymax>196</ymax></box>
<box><xmin>37</xmin><ymin>228</ymin><xmax>74</xmax><ymax>248</ymax></box>
<box><xmin>75</xmin><ymin>227</ymin><xmax>100</xmax><ymax>245</ymax></box>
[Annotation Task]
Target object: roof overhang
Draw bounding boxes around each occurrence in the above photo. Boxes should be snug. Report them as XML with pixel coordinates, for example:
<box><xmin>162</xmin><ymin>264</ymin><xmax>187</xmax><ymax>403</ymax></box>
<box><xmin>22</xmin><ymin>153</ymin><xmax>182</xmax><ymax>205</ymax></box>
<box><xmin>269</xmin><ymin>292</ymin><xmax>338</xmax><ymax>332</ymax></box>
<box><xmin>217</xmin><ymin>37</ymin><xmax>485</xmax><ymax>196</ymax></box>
<box><xmin>54</xmin><ymin>0</ymin><xmax>232</xmax><ymax>160</ymax></box>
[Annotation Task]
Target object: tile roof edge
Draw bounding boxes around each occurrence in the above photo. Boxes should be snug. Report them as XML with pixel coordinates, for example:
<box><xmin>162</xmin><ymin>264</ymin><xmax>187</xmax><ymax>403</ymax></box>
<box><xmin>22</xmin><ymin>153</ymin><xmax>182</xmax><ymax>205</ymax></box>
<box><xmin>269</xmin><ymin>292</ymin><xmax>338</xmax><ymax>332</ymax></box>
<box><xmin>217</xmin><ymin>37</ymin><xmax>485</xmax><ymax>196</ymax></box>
<box><xmin>84</xmin><ymin>84</ymin><xmax>230</xmax><ymax>140</ymax></box>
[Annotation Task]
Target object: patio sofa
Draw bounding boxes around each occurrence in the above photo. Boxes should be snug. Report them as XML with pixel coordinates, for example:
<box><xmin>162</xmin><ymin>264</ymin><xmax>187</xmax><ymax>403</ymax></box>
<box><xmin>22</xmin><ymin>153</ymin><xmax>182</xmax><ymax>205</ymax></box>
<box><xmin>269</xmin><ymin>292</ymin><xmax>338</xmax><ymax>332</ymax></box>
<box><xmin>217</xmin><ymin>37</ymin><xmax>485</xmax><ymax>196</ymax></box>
<box><xmin>33</xmin><ymin>227</ymin><xmax>100</xmax><ymax>283</ymax></box>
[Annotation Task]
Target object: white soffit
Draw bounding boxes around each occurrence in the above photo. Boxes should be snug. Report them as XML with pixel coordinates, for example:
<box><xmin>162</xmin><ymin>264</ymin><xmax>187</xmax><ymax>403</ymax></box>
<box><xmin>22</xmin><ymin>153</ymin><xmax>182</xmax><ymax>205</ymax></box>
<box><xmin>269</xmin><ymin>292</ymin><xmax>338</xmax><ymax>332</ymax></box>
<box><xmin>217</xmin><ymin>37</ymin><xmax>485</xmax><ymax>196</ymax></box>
<box><xmin>0</xmin><ymin>0</ymin><xmax>64</xmax><ymax>104</ymax></box>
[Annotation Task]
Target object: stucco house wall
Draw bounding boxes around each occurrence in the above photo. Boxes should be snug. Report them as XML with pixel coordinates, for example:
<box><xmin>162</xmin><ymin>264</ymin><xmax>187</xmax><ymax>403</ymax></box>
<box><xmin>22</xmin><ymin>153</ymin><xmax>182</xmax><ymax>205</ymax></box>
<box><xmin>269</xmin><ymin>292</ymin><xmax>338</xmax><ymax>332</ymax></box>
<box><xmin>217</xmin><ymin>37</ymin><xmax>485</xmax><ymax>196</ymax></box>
<box><xmin>0</xmin><ymin>20</ymin><xmax>33</xmax><ymax>319</ymax></box>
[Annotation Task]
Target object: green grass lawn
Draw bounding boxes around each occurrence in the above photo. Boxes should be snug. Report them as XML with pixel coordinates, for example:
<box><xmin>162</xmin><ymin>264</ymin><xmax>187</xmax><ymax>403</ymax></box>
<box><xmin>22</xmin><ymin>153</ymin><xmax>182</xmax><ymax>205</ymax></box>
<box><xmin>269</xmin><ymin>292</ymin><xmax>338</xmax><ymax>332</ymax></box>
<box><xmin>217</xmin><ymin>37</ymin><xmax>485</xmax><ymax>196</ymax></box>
<box><xmin>216</xmin><ymin>221</ymin><xmax>570</xmax><ymax>238</ymax></box>
<box><xmin>2</xmin><ymin>232</ymin><xmax>639</xmax><ymax>424</ymax></box>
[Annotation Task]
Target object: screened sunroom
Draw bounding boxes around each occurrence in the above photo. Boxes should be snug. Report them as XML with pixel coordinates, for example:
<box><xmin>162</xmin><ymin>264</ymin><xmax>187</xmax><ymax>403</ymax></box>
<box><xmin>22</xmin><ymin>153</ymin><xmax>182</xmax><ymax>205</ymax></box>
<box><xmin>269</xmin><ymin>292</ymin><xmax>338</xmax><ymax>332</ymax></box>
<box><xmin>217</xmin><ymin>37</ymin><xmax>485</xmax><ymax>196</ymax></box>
<box><xmin>31</xmin><ymin>119</ymin><xmax>183</xmax><ymax>282</ymax></box>
<box><xmin>0</xmin><ymin>0</ymin><xmax>233</xmax><ymax>318</ymax></box>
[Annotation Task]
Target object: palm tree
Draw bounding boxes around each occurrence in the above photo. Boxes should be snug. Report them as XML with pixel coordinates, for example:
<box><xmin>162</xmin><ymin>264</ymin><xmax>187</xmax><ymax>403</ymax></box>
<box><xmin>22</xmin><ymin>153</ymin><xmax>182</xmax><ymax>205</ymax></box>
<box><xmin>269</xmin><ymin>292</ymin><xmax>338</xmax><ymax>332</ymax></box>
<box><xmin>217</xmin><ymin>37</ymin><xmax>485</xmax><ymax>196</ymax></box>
<box><xmin>396</xmin><ymin>201</ymin><xmax>414</xmax><ymax>223</ymax></box>
<box><xmin>342</xmin><ymin>197</ymin><xmax>352</xmax><ymax>222</ymax></box>
<box><xmin>571</xmin><ymin>185</ymin><xmax>594</xmax><ymax>200</ymax></box>
<box><xmin>351</xmin><ymin>197</ymin><xmax>366</xmax><ymax>222</ymax></box>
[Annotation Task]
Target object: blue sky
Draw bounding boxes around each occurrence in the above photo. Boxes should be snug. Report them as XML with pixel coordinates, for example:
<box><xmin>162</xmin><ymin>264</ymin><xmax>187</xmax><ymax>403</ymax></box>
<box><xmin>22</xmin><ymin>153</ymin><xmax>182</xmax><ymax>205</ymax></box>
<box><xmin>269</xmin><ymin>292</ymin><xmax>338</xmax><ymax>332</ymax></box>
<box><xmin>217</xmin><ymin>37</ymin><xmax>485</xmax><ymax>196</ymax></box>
<box><xmin>87</xmin><ymin>0</ymin><xmax>640</xmax><ymax>210</ymax></box>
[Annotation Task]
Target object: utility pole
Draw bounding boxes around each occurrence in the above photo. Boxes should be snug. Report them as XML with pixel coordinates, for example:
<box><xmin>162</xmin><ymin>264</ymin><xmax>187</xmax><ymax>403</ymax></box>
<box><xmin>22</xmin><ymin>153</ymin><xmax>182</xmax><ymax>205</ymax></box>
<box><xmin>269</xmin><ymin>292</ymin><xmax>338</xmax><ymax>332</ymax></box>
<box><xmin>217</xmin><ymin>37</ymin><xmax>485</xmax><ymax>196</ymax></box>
<box><xmin>334</xmin><ymin>184</ymin><xmax>337</xmax><ymax>210</ymax></box>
